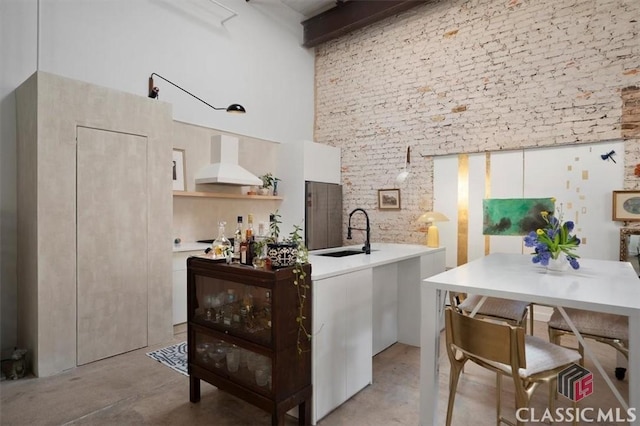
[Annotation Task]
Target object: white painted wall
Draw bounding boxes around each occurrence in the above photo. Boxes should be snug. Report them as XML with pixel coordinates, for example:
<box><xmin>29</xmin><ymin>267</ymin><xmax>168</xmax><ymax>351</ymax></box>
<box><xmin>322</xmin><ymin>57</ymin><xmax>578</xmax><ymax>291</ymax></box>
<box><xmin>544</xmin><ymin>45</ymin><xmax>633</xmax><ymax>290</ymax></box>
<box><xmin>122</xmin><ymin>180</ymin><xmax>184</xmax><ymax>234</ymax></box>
<box><xmin>1</xmin><ymin>0</ymin><xmax>315</xmax><ymax>354</ymax></box>
<box><xmin>434</xmin><ymin>141</ymin><xmax>625</xmax><ymax>269</ymax></box>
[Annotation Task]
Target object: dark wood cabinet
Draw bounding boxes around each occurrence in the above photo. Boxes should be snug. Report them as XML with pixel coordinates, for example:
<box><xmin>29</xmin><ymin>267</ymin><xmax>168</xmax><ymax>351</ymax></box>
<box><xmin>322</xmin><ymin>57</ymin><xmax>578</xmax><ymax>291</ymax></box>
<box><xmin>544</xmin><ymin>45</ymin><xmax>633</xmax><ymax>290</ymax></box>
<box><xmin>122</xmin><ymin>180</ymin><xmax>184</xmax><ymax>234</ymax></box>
<box><xmin>187</xmin><ymin>257</ymin><xmax>312</xmax><ymax>425</ymax></box>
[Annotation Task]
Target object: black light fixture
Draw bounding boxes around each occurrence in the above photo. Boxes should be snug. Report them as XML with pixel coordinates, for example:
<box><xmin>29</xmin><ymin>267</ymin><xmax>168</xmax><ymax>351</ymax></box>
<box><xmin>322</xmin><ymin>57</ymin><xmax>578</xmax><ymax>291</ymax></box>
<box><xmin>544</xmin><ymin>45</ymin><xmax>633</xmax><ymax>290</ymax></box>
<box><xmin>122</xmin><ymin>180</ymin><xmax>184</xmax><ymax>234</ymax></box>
<box><xmin>147</xmin><ymin>73</ymin><xmax>246</xmax><ymax>114</ymax></box>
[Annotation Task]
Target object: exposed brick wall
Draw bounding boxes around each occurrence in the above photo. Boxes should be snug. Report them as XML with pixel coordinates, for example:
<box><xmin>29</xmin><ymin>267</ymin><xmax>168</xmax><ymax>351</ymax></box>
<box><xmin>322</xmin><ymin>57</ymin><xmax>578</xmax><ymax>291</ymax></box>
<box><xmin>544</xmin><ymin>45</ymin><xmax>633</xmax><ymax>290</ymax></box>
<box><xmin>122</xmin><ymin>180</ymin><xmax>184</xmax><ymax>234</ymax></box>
<box><xmin>314</xmin><ymin>0</ymin><xmax>640</xmax><ymax>244</ymax></box>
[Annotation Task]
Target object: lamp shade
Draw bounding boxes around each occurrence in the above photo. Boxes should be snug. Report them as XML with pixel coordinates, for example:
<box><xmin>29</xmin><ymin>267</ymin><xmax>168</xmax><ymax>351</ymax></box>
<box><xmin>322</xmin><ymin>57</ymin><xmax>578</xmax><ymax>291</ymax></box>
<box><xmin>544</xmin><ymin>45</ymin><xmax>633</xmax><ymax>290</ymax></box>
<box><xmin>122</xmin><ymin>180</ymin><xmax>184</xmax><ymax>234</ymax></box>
<box><xmin>418</xmin><ymin>211</ymin><xmax>449</xmax><ymax>223</ymax></box>
<box><xmin>395</xmin><ymin>146</ymin><xmax>411</xmax><ymax>184</ymax></box>
<box><xmin>226</xmin><ymin>104</ymin><xmax>246</xmax><ymax>113</ymax></box>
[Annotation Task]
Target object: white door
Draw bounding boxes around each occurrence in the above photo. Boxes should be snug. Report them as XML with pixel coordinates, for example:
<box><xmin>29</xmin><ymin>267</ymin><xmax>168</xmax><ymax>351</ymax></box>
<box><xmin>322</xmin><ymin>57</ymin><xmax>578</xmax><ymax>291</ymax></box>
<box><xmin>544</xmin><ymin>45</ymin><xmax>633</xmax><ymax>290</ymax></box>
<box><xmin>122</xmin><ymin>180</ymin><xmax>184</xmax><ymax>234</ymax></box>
<box><xmin>76</xmin><ymin>127</ymin><xmax>148</xmax><ymax>365</ymax></box>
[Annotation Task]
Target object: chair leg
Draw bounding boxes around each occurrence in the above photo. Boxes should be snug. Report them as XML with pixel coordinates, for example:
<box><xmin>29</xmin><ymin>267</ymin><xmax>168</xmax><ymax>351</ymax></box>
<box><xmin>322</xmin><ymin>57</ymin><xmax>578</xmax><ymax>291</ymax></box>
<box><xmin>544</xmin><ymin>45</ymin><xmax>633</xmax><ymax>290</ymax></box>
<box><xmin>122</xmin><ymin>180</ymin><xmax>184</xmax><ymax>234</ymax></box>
<box><xmin>548</xmin><ymin>328</ymin><xmax>565</xmax><ymax>404</ymax></box>
<box><xmin>446</xmin><ymin>358</ymin><xmax>465</xmax><ymax>426</ymax></box>
<box><xmin>513</xmin><ymin>379</ymin><xmax>532</xmax><ymax>426</ymax></box>
<box><xmin>528</xmin><ymin>304</ymin><xmax>534</xmax><ymax>335</ymax></box>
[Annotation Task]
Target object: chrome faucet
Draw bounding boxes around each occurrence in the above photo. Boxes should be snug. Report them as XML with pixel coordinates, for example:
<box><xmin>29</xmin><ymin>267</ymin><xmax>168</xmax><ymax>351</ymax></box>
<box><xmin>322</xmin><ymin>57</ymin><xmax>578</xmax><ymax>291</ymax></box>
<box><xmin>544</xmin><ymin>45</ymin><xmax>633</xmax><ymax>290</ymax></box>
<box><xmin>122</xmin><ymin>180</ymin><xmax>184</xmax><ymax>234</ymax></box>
<box><xmin>347</xmin><ymin>208</ymin><xmax>371</xmax><ymax>254</ymax></box>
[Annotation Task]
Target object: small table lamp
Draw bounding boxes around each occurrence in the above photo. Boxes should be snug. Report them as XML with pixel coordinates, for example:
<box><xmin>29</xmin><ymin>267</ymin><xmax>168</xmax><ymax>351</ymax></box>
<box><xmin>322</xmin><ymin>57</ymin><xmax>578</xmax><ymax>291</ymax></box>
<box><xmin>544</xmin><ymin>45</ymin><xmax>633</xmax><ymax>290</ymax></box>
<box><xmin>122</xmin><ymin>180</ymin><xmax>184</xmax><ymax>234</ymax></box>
<box><xmin>418</xmin><ymin>211</ymin><xmax>449</xmax><ymax>248</ymax></box>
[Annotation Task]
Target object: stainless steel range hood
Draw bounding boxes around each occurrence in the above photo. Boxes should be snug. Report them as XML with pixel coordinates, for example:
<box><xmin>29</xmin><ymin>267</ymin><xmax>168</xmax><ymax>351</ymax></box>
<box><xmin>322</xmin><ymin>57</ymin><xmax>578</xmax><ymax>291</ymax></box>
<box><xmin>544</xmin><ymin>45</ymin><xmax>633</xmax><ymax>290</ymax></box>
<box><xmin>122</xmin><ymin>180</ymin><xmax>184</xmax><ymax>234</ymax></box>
<box><xmin>194</xmin><ymin>134</ymin><xmax>262</xmax><ymax>186</ymax></box>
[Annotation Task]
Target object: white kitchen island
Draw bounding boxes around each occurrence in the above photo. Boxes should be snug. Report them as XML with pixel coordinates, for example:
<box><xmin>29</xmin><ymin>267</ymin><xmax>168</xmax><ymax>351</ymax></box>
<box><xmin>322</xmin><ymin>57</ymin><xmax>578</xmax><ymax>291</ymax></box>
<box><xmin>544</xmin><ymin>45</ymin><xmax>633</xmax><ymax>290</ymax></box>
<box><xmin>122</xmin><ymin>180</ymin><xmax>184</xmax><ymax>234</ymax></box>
<box><xmin>308</xmin><ymin>243</ymin><xmax>446</xmax><ymax>424</ymax></box>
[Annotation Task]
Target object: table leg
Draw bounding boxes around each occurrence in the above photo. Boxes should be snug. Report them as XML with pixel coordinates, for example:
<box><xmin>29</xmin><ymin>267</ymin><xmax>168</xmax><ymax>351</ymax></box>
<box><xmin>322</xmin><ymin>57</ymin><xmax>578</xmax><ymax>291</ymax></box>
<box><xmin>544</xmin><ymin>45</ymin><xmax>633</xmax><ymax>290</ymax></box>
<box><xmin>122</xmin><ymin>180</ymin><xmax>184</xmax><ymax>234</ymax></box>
<box><xmin>468</xmin><ymin>295</ymin><xmax>487</xmax><ymax>318</ymax></box>
<box><xmin>420</xmin><ymin>286</ymin><xmax>442</xmax><ymax>425</ymax></box>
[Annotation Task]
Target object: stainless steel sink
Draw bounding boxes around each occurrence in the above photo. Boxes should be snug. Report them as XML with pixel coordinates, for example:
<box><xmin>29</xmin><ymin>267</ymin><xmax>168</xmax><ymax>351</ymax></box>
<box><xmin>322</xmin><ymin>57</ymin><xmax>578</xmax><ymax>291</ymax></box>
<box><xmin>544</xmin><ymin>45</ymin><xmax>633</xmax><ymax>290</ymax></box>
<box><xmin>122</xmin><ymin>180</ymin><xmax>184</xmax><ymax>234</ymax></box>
<box><xmin>316</xmin><ymin>249</ymin><xmax>377</xmax><ymax>258</ymax></box>
<box><xmin>317</xmin><ymin>250</ymin><xmax>365</xmax><ymax>257</ymax></box>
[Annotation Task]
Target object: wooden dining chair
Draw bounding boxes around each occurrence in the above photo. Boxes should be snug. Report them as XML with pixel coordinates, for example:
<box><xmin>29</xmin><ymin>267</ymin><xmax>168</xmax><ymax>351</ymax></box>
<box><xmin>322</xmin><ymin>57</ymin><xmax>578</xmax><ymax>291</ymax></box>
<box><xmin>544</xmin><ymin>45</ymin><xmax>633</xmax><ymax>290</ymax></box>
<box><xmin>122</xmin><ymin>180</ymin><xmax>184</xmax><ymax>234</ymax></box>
<box><xmin>547</xmin><ymin>307</ymin><xmax>629</xmax><ymax>379</ymax></box>
<box><xmin>444</xmin><ymin>306</ymin><xmax>581</xmax><ymax>426</ymax></box>
<box><xmin>451</xmin><ymin>292</ymin><xmax>534</xmax><ymax>335</ymax></box>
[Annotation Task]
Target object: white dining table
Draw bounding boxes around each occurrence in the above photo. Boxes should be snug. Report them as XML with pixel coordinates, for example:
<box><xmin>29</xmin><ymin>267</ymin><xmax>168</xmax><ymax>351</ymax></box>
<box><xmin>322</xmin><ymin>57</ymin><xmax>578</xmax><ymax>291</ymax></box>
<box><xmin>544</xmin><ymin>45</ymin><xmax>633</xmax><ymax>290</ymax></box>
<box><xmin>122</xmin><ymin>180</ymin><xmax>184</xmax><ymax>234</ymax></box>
<box><xmin>420</xmin><ymin>253</ymin><xmax>640</xmax><ymax>425</ymax></box>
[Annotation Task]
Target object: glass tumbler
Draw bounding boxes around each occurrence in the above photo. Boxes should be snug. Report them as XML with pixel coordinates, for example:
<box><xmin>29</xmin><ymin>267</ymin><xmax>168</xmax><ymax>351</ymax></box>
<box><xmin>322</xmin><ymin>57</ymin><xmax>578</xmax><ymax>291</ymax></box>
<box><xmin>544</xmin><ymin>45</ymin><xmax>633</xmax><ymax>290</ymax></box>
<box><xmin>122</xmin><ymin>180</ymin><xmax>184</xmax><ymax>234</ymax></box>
<box><xmin>226</xmin><ymin>347</ymin><xmax>240</xmax><ymax>373</ymax></box>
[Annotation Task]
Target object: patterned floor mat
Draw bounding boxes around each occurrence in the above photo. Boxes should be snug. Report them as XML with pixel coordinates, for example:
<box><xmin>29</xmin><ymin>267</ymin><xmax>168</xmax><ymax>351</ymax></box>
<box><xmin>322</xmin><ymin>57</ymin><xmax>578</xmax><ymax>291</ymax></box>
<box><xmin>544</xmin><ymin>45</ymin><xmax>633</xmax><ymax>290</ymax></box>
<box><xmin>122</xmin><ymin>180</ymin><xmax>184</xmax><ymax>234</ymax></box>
<box><xmin>146</xmin><ymin>341</ymin><xmax>188</xmax><ymax>376</ymax></box>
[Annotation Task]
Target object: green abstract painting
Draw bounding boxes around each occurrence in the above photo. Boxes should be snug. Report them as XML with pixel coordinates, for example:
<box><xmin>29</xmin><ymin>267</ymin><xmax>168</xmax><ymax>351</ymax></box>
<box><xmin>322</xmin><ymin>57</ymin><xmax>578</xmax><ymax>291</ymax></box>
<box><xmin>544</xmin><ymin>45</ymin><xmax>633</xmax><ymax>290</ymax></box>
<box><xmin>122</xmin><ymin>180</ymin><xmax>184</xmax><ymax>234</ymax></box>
<box><xmin>483</xmin><ymin>198</ymin><xmax>555</xmax><ymax>236</ymax></box>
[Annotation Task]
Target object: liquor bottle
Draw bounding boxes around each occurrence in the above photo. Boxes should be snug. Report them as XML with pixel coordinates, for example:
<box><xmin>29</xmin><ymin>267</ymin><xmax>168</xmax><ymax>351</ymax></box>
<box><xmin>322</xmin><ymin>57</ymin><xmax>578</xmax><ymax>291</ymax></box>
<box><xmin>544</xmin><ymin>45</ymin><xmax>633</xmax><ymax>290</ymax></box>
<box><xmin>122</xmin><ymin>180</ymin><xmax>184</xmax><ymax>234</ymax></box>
<box><xmin>212</xmin><ymin>221</ymin><xmax>231</xmax><ymax>258</ymax></box>
<box><xmin>233</xmin><ymin>216</ymin><xmax>243</xmax><ymax>255</ymax></box>
<box><xmin>245</xmin><ymin>214</ymin><xmax>254</xmax><ymax>241</ymax></box>
<box><xmin>240</xmin><ymin>241</ymin><xmax>248</xmax><ymax>265</ymax></box>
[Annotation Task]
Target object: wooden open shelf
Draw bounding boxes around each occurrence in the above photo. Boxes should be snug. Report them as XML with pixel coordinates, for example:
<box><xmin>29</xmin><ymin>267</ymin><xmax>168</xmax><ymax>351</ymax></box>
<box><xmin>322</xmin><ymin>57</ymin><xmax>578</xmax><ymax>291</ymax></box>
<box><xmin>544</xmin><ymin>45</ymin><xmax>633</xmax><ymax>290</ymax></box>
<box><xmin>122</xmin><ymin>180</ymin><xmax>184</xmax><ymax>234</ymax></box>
<box><xmin>173</xmin><ymin>190</ymin><xmax>283</xmax><ymax>200</ymax></box>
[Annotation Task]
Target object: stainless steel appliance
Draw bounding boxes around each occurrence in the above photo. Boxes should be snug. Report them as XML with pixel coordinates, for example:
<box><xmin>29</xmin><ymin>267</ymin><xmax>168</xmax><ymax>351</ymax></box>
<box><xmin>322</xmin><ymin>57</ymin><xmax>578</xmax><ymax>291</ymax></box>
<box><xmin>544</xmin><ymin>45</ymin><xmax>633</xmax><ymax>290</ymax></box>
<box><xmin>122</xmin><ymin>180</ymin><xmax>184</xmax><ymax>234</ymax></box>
<box><xmin>305</xmin><ymin>181</ymin><xmax>343</xmax><ymax>250</ymax></box>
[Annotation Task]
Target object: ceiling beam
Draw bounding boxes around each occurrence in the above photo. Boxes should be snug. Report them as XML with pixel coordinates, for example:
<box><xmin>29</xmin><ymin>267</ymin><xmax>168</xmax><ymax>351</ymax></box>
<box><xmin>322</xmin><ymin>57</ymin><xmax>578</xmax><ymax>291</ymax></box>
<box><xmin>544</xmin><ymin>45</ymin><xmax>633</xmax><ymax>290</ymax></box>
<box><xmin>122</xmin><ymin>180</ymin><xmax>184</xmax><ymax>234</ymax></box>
<box><xmin>302</xmin><ymin>0</ymin><xmax>427</xmax><ymax>48</ymax></box>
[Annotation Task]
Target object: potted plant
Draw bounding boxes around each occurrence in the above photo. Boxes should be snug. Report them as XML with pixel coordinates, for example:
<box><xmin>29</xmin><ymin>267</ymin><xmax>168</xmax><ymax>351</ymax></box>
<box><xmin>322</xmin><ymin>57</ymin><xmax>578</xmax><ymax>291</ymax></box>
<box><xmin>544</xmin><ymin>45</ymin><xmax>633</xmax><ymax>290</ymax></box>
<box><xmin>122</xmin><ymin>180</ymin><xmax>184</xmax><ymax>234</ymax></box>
<box><xmin>254</xmin><ymin>211</ymin><xmax>310</xmax><ymax>353</ymax></box>
<box><xmin>258</xmin><ymin>172</ymin><xmax>280</xmax><ymax>196</ymax></box>
<box><xmin>523</xmin><ymin>203</ymin><xmax>580</xmax><ymax>271</ymax></box>
<box><xmin>265</xmin><ymin>211</ymin><xmax>298</xmax><ymax>269</ymax></box>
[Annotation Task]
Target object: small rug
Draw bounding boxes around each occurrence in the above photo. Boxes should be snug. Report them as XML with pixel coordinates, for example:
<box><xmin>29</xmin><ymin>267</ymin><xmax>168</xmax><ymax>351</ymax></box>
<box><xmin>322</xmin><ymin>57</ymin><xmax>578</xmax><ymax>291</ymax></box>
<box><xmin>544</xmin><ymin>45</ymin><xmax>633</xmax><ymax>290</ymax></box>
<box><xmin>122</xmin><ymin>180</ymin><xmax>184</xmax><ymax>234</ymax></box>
<box><xmin>146</xmin><ymin>341</ymin><xmax>188</xmax><ymax>376</ymax></box>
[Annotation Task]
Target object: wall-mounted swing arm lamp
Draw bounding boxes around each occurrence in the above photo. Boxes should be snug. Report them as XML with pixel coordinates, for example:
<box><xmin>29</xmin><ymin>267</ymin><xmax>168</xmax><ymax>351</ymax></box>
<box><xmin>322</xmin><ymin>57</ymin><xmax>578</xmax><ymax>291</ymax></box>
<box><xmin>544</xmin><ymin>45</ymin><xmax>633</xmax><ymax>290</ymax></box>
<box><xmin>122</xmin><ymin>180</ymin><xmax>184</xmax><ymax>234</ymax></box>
<box><xmin>147</xmin><ymin>73</ymin><xmax>246</xmax><ymax>113</ymax></box>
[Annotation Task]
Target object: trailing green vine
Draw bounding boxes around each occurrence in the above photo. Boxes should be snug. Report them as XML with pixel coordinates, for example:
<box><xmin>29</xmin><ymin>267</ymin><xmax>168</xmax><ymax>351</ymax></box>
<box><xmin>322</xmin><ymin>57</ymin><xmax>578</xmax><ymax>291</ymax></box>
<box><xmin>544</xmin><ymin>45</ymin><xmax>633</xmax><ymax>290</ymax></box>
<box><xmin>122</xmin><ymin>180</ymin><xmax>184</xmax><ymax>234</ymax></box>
<box><xmin>288</xmin><ymin>224</ymin><xmax>311</xmax><ymax>355</ymax></box>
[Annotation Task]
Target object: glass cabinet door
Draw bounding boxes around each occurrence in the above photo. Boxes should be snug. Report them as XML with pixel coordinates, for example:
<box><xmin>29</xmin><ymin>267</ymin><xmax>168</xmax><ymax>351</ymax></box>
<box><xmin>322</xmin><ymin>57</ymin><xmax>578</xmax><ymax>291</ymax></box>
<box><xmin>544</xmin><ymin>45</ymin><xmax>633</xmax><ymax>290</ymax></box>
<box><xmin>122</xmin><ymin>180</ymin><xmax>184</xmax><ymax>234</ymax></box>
<box><xmin>193</xmin><ymin>332</ymin><xmax>272</xmax><ymax>394</ymax></box>
<box><xmin>191</xmin><ymin>275</ymin><xmax>272</xmax><ymax>346</ymax></box>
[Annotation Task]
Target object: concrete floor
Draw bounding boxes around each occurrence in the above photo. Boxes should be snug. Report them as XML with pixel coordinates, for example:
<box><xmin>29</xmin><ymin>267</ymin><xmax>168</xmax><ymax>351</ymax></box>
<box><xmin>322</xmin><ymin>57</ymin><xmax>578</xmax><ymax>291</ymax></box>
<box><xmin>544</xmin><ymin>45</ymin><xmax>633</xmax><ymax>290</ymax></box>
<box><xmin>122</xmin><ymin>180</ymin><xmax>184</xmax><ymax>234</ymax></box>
<box><xmin>0</xmin><ymin>321</ymin><xmax>628</xmax><ymax>425</ymax></box>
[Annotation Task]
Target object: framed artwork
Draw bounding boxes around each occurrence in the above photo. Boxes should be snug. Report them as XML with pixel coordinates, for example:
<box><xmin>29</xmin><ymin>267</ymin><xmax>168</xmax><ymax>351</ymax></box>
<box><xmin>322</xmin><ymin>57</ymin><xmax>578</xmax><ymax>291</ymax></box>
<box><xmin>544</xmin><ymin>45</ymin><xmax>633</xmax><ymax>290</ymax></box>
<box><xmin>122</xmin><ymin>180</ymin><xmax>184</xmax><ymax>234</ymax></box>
<box><xmin>613</xmin><ymin>190</ymin><xmax>640</xmax><ymax>221</ymax></box>
<box><xmin>378</xmin><ymin>189</ymin><xmax>401</xmax><ymax>210</ymax></box>
<box><xmin>482</xmin><ymin>197</ymin><xmax>555</xmax><ymax>236</ymax></box>
<box><xmin>172</xmin><ymin>149</ymin><xmax>186</xmax><ymax>191</ymax></box>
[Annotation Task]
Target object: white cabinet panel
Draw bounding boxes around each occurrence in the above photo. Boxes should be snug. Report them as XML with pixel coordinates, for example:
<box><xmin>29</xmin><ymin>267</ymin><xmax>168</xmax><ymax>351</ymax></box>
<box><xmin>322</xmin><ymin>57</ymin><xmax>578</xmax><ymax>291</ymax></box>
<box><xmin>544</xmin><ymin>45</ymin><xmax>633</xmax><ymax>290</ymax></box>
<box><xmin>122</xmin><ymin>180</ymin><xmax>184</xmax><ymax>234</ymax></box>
<box><xmin>397</xmin><ymin>258</ymin><xmax>421</xmax><ymax>347</ymax></box>
<box><xmin>312</xmin><ymin>268</ymin><xmax>372</xmax><ymax>423</ymax></box>
<box><xmin>398</xmin><ymin>252</ymin><xmax>446</xmax><ymax>346</ymax></box>
<box><xmin>345</xmin><ymin>269</ymin><xmax>373</xmax><ymax>397</ymax></box>
<box><xmin>372</xmin><ymin>263</ymin><xmax>398</xmax><ymax>356</ymax></box>
<box><xmin>312</xmin><ymin>273</ymin><xmax>347</xmax><ymax>422</ymax></box>
<box><xmin>172</xmin><ymin>251</ymin><xmax>203</xmax><ymax>325</ymax></box>
<box><xmin>172</xmin><ymin>269</ymin><xmax>186</xmax><ymax>326</ymax></box>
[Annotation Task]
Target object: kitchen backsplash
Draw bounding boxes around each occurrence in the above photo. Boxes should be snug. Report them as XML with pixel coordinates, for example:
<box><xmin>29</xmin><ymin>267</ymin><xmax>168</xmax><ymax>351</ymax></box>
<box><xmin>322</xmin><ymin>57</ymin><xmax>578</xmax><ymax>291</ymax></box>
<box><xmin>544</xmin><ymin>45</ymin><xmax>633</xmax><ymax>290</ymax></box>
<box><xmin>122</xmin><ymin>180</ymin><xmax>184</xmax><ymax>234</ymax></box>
<box><xmin>172</xmin><ymin>120</ymin><xmax>283</xmax><ymax>243</ymax></box>
<box><xmin>173</xmin><ymin>197</ymin><xmax>281</xmax><ymax>243</ymax></box>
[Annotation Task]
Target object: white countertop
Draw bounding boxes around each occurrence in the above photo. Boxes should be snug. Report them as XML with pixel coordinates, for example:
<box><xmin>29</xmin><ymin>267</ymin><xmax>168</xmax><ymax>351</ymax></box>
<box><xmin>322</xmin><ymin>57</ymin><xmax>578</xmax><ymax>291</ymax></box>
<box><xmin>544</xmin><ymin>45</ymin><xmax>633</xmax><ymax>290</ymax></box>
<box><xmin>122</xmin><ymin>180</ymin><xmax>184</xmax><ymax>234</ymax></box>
<box><xmin>172</xmin><ymin>242</ymin><xmax>211</xmax><ymax>253</ymax></box>
<box><xmin>173</xmin><ymin>242</ymin><xmax>444</xmax><ymax>275</ymax></box>
<box><xmin>309</xmin><ymin>243</ymin><xmax>444</xmax><ymax>280</ymax></box>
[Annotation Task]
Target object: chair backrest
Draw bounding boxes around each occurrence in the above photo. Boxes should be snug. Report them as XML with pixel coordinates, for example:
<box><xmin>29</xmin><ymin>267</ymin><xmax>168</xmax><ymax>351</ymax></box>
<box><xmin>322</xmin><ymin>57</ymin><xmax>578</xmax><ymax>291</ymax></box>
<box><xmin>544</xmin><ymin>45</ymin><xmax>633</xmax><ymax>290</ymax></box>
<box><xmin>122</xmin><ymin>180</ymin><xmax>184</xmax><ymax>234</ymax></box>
<box><xmin>445</xmin><ymin>307</ymin><xmax>526</xmax><ymax>368</ymax></box>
